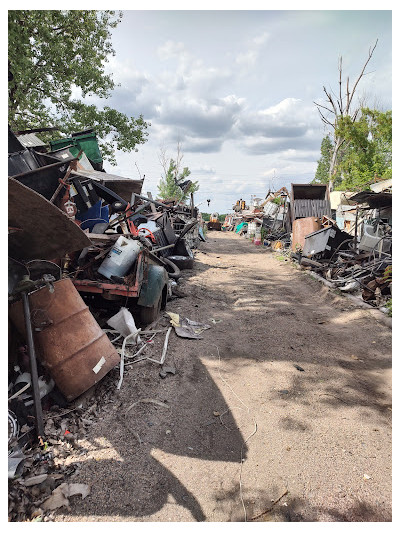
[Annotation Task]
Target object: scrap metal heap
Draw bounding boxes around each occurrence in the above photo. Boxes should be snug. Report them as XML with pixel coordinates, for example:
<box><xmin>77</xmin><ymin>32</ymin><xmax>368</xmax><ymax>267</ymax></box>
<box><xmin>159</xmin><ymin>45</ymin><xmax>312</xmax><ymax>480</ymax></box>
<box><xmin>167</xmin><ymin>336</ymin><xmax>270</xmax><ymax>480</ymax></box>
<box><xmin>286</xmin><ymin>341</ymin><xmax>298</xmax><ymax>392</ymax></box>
<box><xmin>225</xmin><ymin>181</ymin><xmax>392</xmax><ymax>311</ymax></box>
<box><xmin>8</xmin><ymin>125</ymin><xmax>201</xmax><ymax>491</ymax></box>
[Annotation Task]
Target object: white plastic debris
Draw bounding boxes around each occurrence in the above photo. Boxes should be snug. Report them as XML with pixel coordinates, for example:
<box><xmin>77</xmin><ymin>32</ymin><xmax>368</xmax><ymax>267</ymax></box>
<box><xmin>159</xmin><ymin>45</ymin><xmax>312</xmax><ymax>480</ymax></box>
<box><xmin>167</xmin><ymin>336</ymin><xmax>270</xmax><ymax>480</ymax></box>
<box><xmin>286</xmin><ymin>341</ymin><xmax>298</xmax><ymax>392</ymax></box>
<box><xmin>107</xmin><ymin>307</ymin><xmax>141</xmax><ymax>344</ymax></box>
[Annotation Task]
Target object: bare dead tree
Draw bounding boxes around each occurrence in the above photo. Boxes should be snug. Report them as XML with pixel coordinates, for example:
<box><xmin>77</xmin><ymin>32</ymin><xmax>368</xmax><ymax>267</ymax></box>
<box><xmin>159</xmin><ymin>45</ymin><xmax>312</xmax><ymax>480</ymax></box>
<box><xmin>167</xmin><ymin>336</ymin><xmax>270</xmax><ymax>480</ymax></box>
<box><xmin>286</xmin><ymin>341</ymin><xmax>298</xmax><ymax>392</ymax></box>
<box><xmin>314</xmin><ymin>39</ymin><xmax>378</xmax><ymax>187</ymax></box>
<box><xmin>158</xmin><ymin>144</ymin><xmax>169</xmax><ymax>177</ymax></box>
<box><xmin>158</xmin><ymin>141</ymin><xmax>185</xmax><ymax>181</ymax></box>
<box><xmin>174</xmin><ymin>140</ymin><xmax>184</xmax><ymax>181</ymax></box>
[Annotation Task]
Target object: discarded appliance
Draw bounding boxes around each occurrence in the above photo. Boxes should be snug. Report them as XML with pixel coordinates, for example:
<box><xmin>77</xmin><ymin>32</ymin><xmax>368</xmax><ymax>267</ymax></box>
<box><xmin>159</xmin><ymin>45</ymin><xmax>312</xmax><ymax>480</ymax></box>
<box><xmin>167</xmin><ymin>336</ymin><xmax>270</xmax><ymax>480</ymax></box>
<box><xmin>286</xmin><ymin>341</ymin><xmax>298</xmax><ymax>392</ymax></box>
<box><xmin>302</xmin><ymin>225</ymin><xmax>351</xmax><ymax>259</ymax></box>
<box><xmin>73</xmin><ymin>240</ymin><xmax>169</xmax><ymax>325</ymax></box>
<box><xmin>359</xmin><ymin>223</ymin><xmax>392</xmax><ymax>254</ymax></box>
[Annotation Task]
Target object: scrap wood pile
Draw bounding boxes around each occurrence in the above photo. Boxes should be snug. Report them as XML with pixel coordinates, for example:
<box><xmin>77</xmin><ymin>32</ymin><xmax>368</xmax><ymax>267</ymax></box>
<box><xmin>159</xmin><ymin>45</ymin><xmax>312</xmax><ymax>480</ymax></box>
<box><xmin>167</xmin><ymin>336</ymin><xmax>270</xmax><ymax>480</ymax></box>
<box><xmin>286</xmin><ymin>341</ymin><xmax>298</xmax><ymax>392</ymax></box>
<box><xmin>8</xmin><ymin>125</ymin><xmax>204</xmax><ymax>521</ymax></box>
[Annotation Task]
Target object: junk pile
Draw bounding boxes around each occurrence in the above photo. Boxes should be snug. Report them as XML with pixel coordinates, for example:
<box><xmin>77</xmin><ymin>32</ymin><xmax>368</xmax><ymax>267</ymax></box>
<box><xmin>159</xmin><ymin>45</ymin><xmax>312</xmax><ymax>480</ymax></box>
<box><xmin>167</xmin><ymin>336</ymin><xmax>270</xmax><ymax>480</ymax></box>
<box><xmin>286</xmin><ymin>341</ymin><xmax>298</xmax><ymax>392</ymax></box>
<box><xmin>228</xmin><ymin>181</ymin><xmax>392</xmax><ymax>312</ymax></box>
<box><xmin>8</xmin><ymin>125</ymin><xmax>201</xmax><ymax>520</ymax></box>
<box><xmin>294</xmin><ymin>183</ymin><xmax>392</xmax><ymax>311</ymax></box>
<box><xmin>224</xmin><ymin>188</ymin><xmax>291</xmax><ymax>249</ymax></box>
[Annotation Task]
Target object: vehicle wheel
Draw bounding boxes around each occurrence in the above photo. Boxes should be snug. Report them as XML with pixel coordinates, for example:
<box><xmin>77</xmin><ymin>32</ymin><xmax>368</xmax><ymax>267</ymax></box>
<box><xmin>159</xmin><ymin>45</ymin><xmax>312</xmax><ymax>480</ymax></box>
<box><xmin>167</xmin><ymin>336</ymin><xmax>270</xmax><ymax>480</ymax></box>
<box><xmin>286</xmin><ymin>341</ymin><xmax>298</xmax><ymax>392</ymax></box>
<box><xmin>167</xmin><ymin>255</ymin><xmax>194</xmax><ymax>270</ymax></box>
<box><xmin>139</xmin><ymin>293</ymin><xmax>162</xmax><ymax>325</ymax></box>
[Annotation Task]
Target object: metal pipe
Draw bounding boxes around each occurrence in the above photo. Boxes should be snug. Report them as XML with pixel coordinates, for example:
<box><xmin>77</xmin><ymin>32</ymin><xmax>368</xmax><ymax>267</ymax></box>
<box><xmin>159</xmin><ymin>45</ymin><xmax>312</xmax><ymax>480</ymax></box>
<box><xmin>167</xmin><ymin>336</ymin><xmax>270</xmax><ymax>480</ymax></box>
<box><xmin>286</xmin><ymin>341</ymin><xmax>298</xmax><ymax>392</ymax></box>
<box><xmin>132</xmin><ymin>193</ymin><xmax>173</xmax><ymax>210</ymax></box>
<box><xmin>152</xmin><ymin>243</ymin><xmax>176</xmax><ymax>253</ymax></box>
<box><xmin>354</xmin><ymin>206</ymin><xmax>359</xmax><ymax>247</ymax></box>
<box><xmin>22</xmin><ymin>292</ymin><xmax>44</xmax><ymax>438</ymax></box>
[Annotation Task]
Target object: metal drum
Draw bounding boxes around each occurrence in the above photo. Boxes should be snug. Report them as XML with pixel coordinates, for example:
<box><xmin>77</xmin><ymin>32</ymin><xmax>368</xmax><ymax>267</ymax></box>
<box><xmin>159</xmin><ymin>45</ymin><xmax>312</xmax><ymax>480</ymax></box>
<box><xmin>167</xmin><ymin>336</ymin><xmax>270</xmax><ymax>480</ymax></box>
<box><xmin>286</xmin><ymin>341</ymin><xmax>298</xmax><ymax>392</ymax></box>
<box><xmin>9</xmin><ymin>278</ymin><xmax>120</xmax><ymax>401</ymax></box>
<box><xmin>292</xmin><ymin>217</ymin><xmax>322</xmax><ymax>252</ymax></box>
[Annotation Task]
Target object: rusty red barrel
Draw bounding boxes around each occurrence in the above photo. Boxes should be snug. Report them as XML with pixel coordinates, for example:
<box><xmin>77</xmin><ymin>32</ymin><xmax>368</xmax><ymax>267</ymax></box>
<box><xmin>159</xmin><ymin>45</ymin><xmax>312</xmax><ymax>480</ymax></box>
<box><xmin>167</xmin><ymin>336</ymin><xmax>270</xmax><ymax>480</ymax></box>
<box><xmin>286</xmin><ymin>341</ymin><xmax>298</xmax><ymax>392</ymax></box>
<box><xmin>9</xmin><ymin>278</ymin><xmax>120</xmax><ymax>401</ymax></box>
<box><xmin>292</xmin><ymin>217</ymin><xmax>322</xmax><ymax>252</ymax></box>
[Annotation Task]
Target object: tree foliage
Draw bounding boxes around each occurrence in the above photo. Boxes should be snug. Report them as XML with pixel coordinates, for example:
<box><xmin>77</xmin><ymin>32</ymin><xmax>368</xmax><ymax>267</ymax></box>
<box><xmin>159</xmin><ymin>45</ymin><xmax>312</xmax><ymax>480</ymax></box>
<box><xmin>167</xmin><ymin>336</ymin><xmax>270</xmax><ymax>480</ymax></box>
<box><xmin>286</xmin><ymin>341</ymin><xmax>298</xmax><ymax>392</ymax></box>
<box><xmin>314</xmin><ymin>41</ymin><xmax>378</xmax><ymax>186</ymax></box>
<box><xmin>157</xmin><ymin>142</ymin><xmax>199</xmax><ymax>202</ymax></box>
<box><xmin>314</xmin><ymin>108</ymin><xmax>392</xmax><ymax>190</ymax></box>
<box><xmin>335</xmin><ymin>108</ymin><xmax>392</xmax><ymax>190</ymax></box>
<box><xmin>313</xmin><ymin>135</ymin><xmax>333</xmax><ymax>185</ymax></box>
<box><xmin>157</xmin><ymin>159</ymin><xmax>199</xmax><ymax>202</ymax></box>
<box><xmin>8</xmin><ymin>10</ymin><xmax>149</xmax><ymax>164</ymax></box>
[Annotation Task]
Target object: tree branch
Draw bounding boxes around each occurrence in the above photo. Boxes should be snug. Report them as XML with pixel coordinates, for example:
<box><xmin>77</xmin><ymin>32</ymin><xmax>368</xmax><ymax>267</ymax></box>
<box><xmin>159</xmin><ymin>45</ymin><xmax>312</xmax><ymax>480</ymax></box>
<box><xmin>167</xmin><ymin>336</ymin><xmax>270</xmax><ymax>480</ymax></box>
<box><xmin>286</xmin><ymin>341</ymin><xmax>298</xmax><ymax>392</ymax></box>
<box><xmin>347</xmin><ymin>39</ymin><xmax>378</xmax><ymax>110</ymax></box>
<box><xmin>313</xmin><ymin>101</ymin><xmax>335</xmax><ymax>115</ymax></box>
<box><xmin>338</xmin><ymin>56</ymin><xmax>344</xmax><ymax>114</ymax></box>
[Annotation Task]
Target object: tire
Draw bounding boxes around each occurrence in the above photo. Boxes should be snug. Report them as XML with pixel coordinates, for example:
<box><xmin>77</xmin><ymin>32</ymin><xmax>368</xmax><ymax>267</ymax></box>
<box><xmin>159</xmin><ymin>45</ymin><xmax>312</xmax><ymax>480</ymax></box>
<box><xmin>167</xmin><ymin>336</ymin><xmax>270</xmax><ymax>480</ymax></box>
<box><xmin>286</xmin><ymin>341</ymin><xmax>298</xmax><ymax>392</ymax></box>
<box><xmin>161</xmin><ymin>257</ymin><xmax>181</xmax><ymax>279</ymax></box>
<box><xmin>167</xmin><ymin>255</ymin><xmax>194</xmax><ymax>270</ymax></box>
<box><xmin>139</xmin><ymin>293</ymin><xmax>162</xmax><ymax>325</ymax></box>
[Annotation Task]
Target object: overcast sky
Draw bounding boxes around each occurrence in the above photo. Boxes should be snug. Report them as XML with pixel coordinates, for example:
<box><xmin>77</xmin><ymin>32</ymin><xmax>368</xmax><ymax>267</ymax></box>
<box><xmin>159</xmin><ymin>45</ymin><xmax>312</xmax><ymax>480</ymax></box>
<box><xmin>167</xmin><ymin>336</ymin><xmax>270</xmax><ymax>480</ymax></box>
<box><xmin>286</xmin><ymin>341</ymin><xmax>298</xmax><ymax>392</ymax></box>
<box><xmin>99</xmin><ymin>7</ymin><xmax>392</xmax><ymax>213</ymax></box>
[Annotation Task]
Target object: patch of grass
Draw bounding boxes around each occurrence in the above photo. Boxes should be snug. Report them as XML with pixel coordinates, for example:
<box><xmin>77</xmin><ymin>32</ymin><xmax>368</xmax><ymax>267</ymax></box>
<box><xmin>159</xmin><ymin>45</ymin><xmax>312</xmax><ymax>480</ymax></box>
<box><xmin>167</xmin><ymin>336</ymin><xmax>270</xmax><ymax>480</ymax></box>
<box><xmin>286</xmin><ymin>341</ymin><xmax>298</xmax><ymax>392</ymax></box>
<box><xmin>385</xmin><ymin>298</ymin><xmax>392</xmax><ymax>317</ymax></box>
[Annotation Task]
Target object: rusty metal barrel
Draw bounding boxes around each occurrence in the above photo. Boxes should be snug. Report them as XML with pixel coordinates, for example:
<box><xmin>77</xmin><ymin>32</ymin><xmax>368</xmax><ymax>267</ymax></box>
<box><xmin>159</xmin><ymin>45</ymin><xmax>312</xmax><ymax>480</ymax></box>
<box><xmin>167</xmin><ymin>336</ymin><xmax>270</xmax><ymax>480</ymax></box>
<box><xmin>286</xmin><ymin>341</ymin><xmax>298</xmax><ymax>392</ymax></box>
<box><xmin>292</xmin><ymin>217</ymin><xmax>322</xmax><ymax>252</ymax></box>
<box><xmin>9</xmin><ymin>278</ymin><xmax>120</xmax><ymax>401</ymax></box>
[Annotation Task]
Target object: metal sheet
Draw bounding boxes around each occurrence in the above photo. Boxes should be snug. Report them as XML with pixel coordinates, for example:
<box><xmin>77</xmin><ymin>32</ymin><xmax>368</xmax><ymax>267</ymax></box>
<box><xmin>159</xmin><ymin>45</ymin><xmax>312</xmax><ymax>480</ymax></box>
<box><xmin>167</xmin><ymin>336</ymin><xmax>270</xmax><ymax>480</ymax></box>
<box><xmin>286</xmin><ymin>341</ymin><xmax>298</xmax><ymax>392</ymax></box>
<box><xmin>8</xmin><ymin>177</ymin><xmax>91</xmax><ymax>261</ymax></box>
<box><xmin>8</xmin><ymin>150</ymin><xmax>40</xmax><ymax>176</ymax></box>
<box><xmin>16</xmin><ymin>133</ymin><xmax>47</xmax><ymax>148</ymax></box>
<box><xmin>71</xmin><ymin>168</ymin><xmax>143</xmax><ymax>202</ymax></box>
<box><xmin>347</xmin><ymin>191</ymin><xmax>392</xmax><ymax>208</ymax></box>
<box><xmin>291</xmin><ymin>183</ymin><xmax>331</xmax><ymax>222</ymax></box>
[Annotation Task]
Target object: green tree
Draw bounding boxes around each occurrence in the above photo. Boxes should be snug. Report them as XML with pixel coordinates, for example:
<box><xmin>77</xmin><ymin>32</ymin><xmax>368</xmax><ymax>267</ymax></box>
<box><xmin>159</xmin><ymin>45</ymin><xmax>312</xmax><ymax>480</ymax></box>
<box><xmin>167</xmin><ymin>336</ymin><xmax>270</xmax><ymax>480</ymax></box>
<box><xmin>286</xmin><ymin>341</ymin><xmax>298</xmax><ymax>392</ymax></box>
<box><xmin>8</xmin><ymin>10</ymin><xmax>149</xmax><ymax>164</ymax></box>
<box><xmin>157</xmin><ymin>143</ymin><xmax>199</xmax><ymax>202</ymax></box>
<box><xmin>313</xmin><ymin>135</ymin><xmax>333</xmax><ymax>184</ymax></box>
<box><xmin>314</xmin><ymin>41</ymin><xmax>378</xmax><ymax>186</ymax></box>
<box><xmin>157</xmin><ymin>159</ymin><xmax>199</xmax><ymax>202</ymax></box>
<box><xmin>334</xmin><ymin>108</ymin><xmax>392</xmax><ymax>190</ymax></box>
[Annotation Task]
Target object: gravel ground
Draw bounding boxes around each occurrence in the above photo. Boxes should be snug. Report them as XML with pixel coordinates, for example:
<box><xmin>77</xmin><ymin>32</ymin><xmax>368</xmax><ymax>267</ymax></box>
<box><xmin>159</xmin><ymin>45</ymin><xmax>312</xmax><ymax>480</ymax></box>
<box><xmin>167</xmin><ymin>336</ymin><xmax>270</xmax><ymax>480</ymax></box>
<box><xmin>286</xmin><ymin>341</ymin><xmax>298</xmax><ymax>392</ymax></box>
<box><xmin>54</xmin><ymin>231</ymin><xmax>392</xmax><ymax>522</ymax></box>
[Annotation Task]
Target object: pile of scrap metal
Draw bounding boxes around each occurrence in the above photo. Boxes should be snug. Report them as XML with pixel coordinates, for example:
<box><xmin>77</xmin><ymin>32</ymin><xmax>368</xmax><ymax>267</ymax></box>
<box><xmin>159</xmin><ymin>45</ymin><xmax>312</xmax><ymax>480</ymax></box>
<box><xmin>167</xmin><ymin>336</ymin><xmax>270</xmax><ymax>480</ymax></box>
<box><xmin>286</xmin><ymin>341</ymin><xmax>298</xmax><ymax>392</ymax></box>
<box><xmin>225</xmin><ymin>188</ymin><xmax>291</xmax><ymax>249</ymax></box>
<box><xmin>258</xmin><ymin>187</ymin><xmax>291</xmax><ymax>248</ymax></box>
<box><xmin>227</xmin><ymin>181</ymin><xmax>392</xmax><ymax>310</ymax></box>
<box><xmin>8</xmin><ymin>125</ymin><xmax>200</xmax><ymax>453</ymax></box>
<box><xmin>222</xmin><ymin>213</ymin><xmax>243</xmax><ymax>231</ymax></box>
<box><xmin>290</xmin><ymin>182</ymin><xmax>392</xmax><ymax>311</ymax></box>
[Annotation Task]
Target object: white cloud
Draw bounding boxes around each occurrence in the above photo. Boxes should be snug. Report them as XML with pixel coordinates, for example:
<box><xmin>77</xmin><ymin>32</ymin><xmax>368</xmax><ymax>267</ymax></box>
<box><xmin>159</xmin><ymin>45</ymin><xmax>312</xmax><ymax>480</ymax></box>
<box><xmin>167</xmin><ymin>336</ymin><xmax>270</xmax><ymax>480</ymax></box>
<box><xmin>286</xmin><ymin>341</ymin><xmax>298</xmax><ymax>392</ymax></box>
<box><xmin>236</xmin><ymin>50</ymin><xmax>258</xmax><ymax>67</ymax></box>
<box><xmin>99</xmin><ymin>10</ymin><xmax>390</xmax><ymax>214</ymax></box>
<box><xmin>262</xmin><ymin>168</ymin><xmax>279</xmax><ymax>177</ymax></box>
<box><xmin>193</xmin><ymin>165</ymin><xmax>217</xmax><ymax>175</ymax></box>
<box><xmin>235</xmin><ymin>30</ymin><xmax>270</xmax><ymax>69</ymax></box>
<box><xmin>157</xmin><ymin>40</ymin><xmax>186</xmax><ymax>61</ymax></box>
<box><xmin>253</xmin><ymin>31</ymin><xmax>270</xmax><ymax>46</ymax></box>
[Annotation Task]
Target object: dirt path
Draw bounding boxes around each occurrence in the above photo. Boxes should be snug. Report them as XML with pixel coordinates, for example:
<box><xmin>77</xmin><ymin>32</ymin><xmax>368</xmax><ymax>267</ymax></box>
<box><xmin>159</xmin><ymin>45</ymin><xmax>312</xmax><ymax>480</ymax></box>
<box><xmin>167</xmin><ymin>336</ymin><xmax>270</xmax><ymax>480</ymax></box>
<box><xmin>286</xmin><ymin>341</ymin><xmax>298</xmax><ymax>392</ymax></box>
<box><xmin>56</xmin><ymin>231</ymin><xmax>392</xmax><ymax>522</ymax></box>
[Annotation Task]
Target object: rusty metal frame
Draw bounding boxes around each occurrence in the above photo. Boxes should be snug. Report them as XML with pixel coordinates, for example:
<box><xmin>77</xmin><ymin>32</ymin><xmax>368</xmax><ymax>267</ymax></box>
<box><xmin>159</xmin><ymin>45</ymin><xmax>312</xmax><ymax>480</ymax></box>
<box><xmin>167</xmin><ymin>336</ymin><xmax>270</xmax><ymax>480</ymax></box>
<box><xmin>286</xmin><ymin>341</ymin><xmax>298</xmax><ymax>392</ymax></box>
<box><xmin>72</xmin><ymin>251</ymin><xmax>144</xmax><ymax>298</ymax></box>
